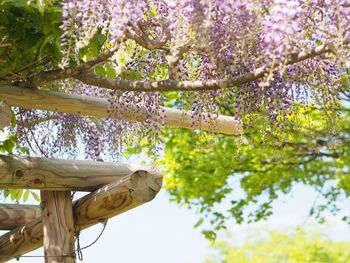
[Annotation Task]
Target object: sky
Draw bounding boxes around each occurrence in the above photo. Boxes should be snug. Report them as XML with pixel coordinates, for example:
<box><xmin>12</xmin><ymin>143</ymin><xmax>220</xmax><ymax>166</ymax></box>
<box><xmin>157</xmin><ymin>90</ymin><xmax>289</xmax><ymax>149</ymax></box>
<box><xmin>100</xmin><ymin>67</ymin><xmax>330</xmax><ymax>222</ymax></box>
<box><xmin>0</xmin><ymin>133</ymin><xmax>350</xmax><ymax>263</ymax></box>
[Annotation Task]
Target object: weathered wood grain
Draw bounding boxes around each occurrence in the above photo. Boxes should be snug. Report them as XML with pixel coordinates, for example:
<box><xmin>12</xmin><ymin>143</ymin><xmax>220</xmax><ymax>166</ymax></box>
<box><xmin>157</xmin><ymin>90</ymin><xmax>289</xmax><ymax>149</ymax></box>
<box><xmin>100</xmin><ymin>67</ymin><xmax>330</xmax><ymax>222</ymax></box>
<box><xmin>0</xmin><ymin>85</ymin><xmax>242</xmax><ymax>135</ymax></box>
<box><xmin>41</xmin><ymin>191</ymin><xmax>75</xmax><ymax>263</ymax></box>
<box><xmin>0</xmin><ymin>219</ymin><xmax>43</xmax><ymax>262</ymax></box>
<box><xmin>0</xmin><ymin>171</ymin><xmax>162</xmax><ymax>262</ymax></box>
<box><xmin>0</xmin><ymin>154</ymin><xmax>160</xmax><ymax>191</ymax></box>
<box><xmin>0</xmin><ymin>204</ymin><xmax>41</xmax><ymax>230</ymax></box>
<box><xmin>0</xmin><ymin>101</ymin><xmax>11</xmax><ymax>130</ymax></box>
<box><xmin>74</xmin><ymin>170</ymin><xmax>161</xmax><ymax>230</ymax></box>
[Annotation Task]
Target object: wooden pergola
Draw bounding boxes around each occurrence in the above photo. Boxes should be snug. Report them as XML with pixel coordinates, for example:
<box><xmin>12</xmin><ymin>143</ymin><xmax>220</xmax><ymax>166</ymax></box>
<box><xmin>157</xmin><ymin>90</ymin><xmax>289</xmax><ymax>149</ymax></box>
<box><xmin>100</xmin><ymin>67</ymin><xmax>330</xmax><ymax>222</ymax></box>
<box><xmin>0</xmin><ymin>84</ymin><xmax>242</xmax><ymax>262</ymax></box>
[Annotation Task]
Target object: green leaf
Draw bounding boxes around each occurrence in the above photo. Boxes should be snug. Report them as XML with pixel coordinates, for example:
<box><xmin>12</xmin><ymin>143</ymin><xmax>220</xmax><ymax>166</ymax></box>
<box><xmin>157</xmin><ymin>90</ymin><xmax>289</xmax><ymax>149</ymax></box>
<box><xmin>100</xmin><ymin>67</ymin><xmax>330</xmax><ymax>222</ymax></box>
<box><xmin>23</xmin><ymin>190</ymin><xmax>29</xmax><ymax>202</ymax></box>
<box><xmin>31</xmin><ymin>191</ymin><xmax>41</xmax><ymax>202</ymax></box>
<box><xmin>194</xmin><ymin>218</ymin><xmax>204</xmax><ymax>228</ymax></box>
<box><xmin>10</xmin><ymin>189</ymin><xmax>22</xmax><ymax>201</ymax></box>
<box><xmin>20</xmin><ymin>147</ymin><xmax>30</xmax><ymax>155</ymax></box>
<box><xmin>129</xmin><ymin>69</ymin><xmax>142</xmax><ymax>80</ymax></box>
<box><xmin>201</xmin><ymin>230</ymin><xmax>217</xmax><ymax>241</ymax></box>
<box><xmin>15</xmin><ymin>189</ymin><xmax>23</xmax><ymax>200</ymax></box>
<box><xmin>95</xmin><ymin>66</ymin><xmax>106</xmax><ymax>76</ymax></box>
<box><xmin>2</xmin><ymin>139</ymin><xmax>15</xmax><ymax>154</ymax></box>
<box><xmin>106</xmin><ymin>67</ymin><xmax>116</xmax><ymax>79</ymax></box>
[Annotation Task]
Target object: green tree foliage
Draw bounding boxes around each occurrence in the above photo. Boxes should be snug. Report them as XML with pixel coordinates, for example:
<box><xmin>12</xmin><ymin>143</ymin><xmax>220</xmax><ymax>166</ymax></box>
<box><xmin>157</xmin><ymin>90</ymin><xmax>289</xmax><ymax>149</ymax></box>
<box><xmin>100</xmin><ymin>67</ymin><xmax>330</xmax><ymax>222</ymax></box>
<box><xmin>162</xmin><ymin>105</ymin><xmax>350</xmax><ymax>239</ymax></box>
<box><xmin>204</xmin><ymin>229</ymin><xmax>350</xmax><ymax>263</ymax></box>
<box><xmin>0</xmin><ymin>0</ymin><xmax>63</xmax><ymax>79</ymax></box>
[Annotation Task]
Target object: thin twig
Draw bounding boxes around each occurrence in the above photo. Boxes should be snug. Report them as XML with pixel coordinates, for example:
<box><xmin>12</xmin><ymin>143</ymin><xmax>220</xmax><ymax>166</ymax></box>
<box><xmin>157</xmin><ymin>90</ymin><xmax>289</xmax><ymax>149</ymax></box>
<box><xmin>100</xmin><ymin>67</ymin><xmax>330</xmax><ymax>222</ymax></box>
<box><xmin>18</xmin><ymin>48</ymin><xmax>119</xmax><ymax>88</ymax></box>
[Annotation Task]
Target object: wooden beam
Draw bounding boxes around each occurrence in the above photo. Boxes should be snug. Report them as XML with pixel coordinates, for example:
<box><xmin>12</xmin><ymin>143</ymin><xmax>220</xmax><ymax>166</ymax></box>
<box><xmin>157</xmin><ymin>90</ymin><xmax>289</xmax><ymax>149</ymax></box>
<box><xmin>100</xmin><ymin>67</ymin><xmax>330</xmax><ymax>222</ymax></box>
<box><xmin>0</xmin><ymin>154</ymin><xmax>161</xmax><ymax>191</ymax></box>
<box><xmin>0</xmin><ymin>85</ymin><xmax>242</xmax><ymax>135</ymax></box>
<box><xmin>41</xmin><ymin>191</ymin><xmax>75</xmax><ymax>263</ymax></box>
<box><xmin>0</xmin><ymin>218</ymin><xmax>43</xmax><ymax>262</ymax></box>
<box><xmin>0</xmin><ymin>170</ymin><xmax>162</xmax><ymax>262</ymax></box>
<box><xmin>0</xmin><ymin>101</ymin><xmax>11</xmax><ymax>130</ymax></box>
<box><xmin>74</xmin><ymin>170</ymin><xmax>160</xmax><ymax>230</ymax></box>
<box><xmin>0</xmin><ymin>204</ymin><xmax>40</xmax><ymax>230</ymax></box>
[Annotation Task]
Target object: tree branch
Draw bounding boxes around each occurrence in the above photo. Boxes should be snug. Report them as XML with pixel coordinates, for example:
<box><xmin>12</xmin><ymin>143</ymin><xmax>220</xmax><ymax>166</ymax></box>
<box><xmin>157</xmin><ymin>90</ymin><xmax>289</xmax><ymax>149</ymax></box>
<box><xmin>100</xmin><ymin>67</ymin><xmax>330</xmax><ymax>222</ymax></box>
<box><xmin>166</xmin><ymin>43</ymin><xmax>191</xmax><ymax>79</ymax></box>
<box><xmin>75</xmin><ymin>41</ymin><xmax>347</xmax><ymax>92</ymax></box>
<box><xmin>16</xmin><ymin>39</ymin><xmax>349</xmax><ymax>92</ymax></box>
<box><xmin>126</xmin><ymin>17</ymin><xmax>171</xmax><ymax>50</ymax></box>
<box><xmin>18</xmin><ymin>49</ymin><xmax>117</xmax><ymax>88</ymax></box>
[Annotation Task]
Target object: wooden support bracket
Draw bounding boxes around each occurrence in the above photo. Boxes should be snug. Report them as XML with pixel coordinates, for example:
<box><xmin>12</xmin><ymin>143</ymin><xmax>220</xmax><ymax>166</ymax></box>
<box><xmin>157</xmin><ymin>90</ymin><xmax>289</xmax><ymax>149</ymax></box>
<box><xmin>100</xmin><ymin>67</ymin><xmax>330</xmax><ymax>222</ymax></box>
<box><xmin>0</xmin><ymin>170</ymin><xmax>162</xmax><ymax>262</ymax></box>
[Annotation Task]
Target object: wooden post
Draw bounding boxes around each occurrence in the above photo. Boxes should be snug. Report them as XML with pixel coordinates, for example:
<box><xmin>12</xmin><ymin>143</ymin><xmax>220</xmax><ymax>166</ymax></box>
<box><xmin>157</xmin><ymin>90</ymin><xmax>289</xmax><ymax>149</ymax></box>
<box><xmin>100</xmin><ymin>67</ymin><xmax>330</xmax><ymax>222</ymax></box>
<box><xmin>41</xmin><ymin>191</ymin><xmax>75</xmax><ymax>263</ymax></box>
<box><xmin>0</xmin><ymin>101</ymin><xmax>11</xmax><ymax>130</ymax></box>
<box><xmin>0</xmin><ymin>85</ymin><xmax>243</xmax><ymax>135</ymax></box>
<box><xmin>0</xmin><ymin>171</ymin><xmax>162</xmax><ymax>262</ymax></box>
<box><xmin>0</xmin><ymin>204</ymin><xmax>41</xmax><ymax>230</ymax></box>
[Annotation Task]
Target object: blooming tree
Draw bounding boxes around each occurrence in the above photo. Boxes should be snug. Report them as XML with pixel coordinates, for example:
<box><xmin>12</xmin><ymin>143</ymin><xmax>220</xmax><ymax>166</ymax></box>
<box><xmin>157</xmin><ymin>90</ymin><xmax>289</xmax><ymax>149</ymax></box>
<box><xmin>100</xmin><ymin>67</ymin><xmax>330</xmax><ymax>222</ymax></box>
<box><xmin>0</xmin><ymin>0</ymin><xmax>350</xmax><ymax>236</ymax></box>
<box><xmin>0</xmin><ymin>0</ymin><xmax>349</xmax><ymax>159</ymax></box>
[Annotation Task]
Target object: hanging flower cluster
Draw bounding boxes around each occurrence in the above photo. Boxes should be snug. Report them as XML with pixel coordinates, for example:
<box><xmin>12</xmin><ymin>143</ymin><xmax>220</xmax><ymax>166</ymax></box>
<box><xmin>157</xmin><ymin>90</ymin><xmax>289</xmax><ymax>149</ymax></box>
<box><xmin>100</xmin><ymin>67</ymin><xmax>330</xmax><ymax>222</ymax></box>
<box><xmin>11</xmin><ymin>0</ymin><xmax>350</xmax><ymax>159</ymax></box>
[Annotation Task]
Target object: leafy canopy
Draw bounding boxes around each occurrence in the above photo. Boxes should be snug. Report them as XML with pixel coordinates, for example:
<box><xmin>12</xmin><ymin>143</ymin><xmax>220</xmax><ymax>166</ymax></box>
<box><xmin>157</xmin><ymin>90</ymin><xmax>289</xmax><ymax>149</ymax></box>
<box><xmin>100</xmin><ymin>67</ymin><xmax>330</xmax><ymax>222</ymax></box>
<box><xmin>162</xmin><ymin>104</ymin><xmax>350</xmax><ymax>239</ymax></box>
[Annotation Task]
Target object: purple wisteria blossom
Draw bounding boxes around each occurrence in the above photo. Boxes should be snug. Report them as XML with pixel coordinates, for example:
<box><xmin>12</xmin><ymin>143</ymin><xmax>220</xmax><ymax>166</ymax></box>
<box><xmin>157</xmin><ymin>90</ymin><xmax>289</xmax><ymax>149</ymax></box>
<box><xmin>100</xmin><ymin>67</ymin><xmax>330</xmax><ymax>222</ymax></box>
<box><xmin>14</xmin><ymin>0</ymin><xmax>350</xmax><ymax>159</ymax></box>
